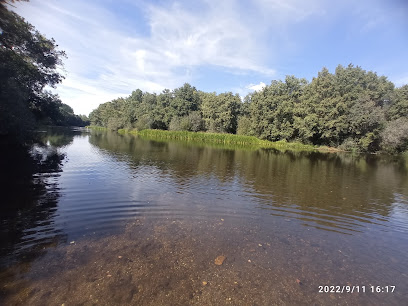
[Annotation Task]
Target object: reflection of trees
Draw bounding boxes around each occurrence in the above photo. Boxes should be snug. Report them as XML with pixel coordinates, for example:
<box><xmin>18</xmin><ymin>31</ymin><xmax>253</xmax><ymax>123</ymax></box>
<box><xmin>0</xmin><ymin>129</ymin><xmax>78</xmax><ymax>266</ymax></box>
<box><xmin>233</xmin><ymin>150</ymin><xmax>407</xmax><ymax>219</ymax></box>
<box><xmin>35</xmin><ymin>126</ymin><xmax>85</xmax><ymax>148</ymax></box>
<box><xmin>89</xmin><ymin>131</ymin><xmax>408</xmax><ymax>232</ymax></box>
<box><xmin>88</xmin><ymin>130</ymin><xmax>239</xmax><ymax>182</ymax></box>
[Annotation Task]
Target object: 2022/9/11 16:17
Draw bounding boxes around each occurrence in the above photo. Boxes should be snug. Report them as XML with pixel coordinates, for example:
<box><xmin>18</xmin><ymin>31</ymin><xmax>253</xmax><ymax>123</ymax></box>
<box><xmin>318</xmin><ymin>285</ymin><xmax>396</xmax><ymax>293</ymax></box>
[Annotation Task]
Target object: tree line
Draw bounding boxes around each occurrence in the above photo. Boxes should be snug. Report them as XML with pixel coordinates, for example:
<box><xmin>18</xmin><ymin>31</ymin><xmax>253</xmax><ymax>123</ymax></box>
<box><xmin>2</xmin><ymin>2</ymin><xmax>406</xmax><ymax>153</ymax></box>
<box><xmin>90</xmin><ymin>66</ymin><xmax>408</xmax><ymax>153</ymax></box>
<box><xmin>0</xmin><ymin>3</ymin><xmax>89</xmax><ymax>146</ymax></box>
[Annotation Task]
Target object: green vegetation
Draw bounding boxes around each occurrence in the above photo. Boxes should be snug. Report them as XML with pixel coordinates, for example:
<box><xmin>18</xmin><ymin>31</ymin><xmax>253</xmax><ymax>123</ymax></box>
<box><xmin>0</xmin><ymin>3</ymin><xmax>88</xmax><ymax>145</ymax></box>
<box><xmin>117</xmin><ymin>129</ymin><xmax>317</xmax><ymax>151</ymax></box>
<box><xmin>86</xmin><ymin>125</ymin><xmax>108</xmax><ymax>131</ymax></box>
<box><xmin>91</xmin><ymin>66</ymin><xmax>408</xmax><ymax>154</ymax></box>
<box><xmin>2</xmin><ymin>3</ymin><xmax>407</xmax><ymax>154</ymax></box>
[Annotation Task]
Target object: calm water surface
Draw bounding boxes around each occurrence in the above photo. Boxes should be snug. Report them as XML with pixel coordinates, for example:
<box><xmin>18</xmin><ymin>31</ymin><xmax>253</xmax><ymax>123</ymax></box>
<box><xmin>1</xmin><ymin>128</ymin><xmax>407</xmax><ymax>305</ymax></box>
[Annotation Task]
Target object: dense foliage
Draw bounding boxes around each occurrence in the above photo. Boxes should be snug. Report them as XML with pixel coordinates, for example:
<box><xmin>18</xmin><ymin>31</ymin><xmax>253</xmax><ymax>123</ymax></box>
<box><xmin>90</xmin><ymin>65</ymin><xmax>407</xmax><ymax>153</ymax></box>
<box><xmin>0</xmin><ymin>4</ymin><xmax>88</xmax><ymax>145</ymax></box>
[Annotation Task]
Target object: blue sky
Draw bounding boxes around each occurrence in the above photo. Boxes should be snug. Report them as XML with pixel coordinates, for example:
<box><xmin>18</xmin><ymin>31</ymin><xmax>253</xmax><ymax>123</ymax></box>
<box><xmin>13</xmin><ymin>0</ymin><xmax>408</xmax><ymax>115</ymax></box>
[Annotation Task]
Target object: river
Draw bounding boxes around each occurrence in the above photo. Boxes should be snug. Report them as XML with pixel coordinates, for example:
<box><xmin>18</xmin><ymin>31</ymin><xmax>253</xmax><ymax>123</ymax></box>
<box><xmin>1</xmin><ymin>127</ymin><xmax>407</xmax><ymax>305</ymax></box>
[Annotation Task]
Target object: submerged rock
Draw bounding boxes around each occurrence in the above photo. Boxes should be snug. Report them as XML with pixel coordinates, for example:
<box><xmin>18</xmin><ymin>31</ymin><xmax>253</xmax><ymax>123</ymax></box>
<box><xmin>214</xmin><ymin>255</ymin><xmax>226</xmax><ymax>265</ymax></box>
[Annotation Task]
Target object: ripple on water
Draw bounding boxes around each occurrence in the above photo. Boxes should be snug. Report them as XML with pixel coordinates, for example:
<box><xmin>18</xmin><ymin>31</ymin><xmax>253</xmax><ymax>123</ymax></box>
<box><xmin>2</xmin><ymin>130</ymin><xmax>408</xmax><ymax>273</ymax></box>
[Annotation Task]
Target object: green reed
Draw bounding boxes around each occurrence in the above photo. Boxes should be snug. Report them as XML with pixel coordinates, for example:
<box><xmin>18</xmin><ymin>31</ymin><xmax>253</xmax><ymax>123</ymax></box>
<box><xmin>117</xmin><ymin>129</ymin><xmax>321</xmax><ymax>152</ymax></box>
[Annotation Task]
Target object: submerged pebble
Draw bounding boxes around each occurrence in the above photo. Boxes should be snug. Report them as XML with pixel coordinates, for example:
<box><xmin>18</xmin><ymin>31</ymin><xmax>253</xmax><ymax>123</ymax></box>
<box><xmin>214</xmin><ymin>255</ymin><xmax>226</xmax><ymax>265</ymax></box>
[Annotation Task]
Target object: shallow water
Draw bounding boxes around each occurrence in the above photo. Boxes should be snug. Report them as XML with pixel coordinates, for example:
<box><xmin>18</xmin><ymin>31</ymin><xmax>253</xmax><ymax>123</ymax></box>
<box><xmin>1</xmin><ymin>128</ymin><xmax>408</xmax><ymax>305</ymax></box>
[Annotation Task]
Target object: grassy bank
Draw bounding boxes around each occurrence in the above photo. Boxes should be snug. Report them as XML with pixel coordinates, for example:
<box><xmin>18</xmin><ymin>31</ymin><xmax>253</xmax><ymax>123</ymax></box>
<box><xmin>86</xmin><ymin>125</ymin><xmax>108</xmax><ymax>131</ymax></box>
<box><xmin>117</xmin><ymin>128</ymin><xmax>325</xmax><ymax>152</ymax></box>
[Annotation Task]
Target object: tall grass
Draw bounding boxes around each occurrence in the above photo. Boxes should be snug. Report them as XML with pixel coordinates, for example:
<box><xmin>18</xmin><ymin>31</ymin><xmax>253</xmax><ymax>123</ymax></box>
<box><xmin>119</xmin><ymin>129</ymin><xmax>318</xmax><ymax>151</ymax></box>
<box><xmin>86</xmin><ymin>125</ymin><xmax>108</xmax><ymax>131</ymax></box>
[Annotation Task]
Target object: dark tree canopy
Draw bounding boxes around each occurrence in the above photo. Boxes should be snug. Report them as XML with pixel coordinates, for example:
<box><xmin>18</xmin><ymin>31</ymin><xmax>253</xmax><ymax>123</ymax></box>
<box><xmin>1</xmin><ymin>4</ymin><xmax>86</xmax><ymax>144</ymax></box>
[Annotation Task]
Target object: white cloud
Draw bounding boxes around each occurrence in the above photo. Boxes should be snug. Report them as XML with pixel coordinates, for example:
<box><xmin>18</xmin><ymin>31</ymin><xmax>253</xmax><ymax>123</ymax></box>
<box><xmin>232</xmin><ymin>81</ymin><xmax>266</xmax><ymax>101</ymax></box>
<box><xmin>247</xmin><ymin>82</ymin><xmax>267</xmax><ymax>92</ymax></box>
<box><xmin>13</xmin><ymin>0</ymin><xmax>326</xmax><ymax>115</ymax></box>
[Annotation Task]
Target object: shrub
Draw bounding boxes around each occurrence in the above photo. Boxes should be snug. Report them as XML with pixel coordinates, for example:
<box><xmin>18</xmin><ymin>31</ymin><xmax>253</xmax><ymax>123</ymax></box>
<box><xmin>237</xmin><ymin>117</ymin><xmax>253</xmax><ymax>136</ymax></box>
<box><xmin>169</xmin><ymin>117</ymin><xmax>182</xmax><ymax>131</ymax></box>
<box><xmin>380</xmin><ymin>118</ymin><xmax>408</xmax><ymax>153</ymax></box>
<box><xmin>134</xmin><ymin>115</ymin><xmax>152</xmax><ymax>130</ymax></box>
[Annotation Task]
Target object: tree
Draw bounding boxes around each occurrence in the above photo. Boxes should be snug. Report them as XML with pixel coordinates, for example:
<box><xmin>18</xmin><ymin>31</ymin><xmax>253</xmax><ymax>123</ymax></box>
<box><xmin>88</xmin><ymin>63</ymin><xmax>406</xmax><ymax>154</ymax></box>
<box><xmin>0</xmin><ymin>4</ymin><xmax>66</xmax><ymax>143</ymax></box>
<box><xmin>187</xmin><ymin>111</ymin><xmax>203</xmax><ymax>132</ymax></box>
<box><xmin>387</xmin><ymin>85</ymin><xmax>408</xmax><ymax>120</ymax></box>
<box><xmin>380</xmin><ymin>118</ymin><xmax>408</xmax><ymax>153</ymax></box>
<box><xmin>171</xmin><ymin>83</ymin><xmax>200</xmax><ymax>118</ymax></box>
<box><xmin>248</xmin><ymin>76</ymin><xmax>307</xmax><ymax>141</ymax></box>
<box><xmin>296</xmin><ymin>67</ymin><xmax>346</xmax><ymax>145</ymax></box>
<box><xmin>237</xmin><ymin>116</ymin><xmax>253</xmax><ymax>136</ymax></box>
<box><xmin>153</xmin><ymin>89</ymin><xmax>173</xmax><ymax>129</ymax></box>
<box><xmin>346</xmin><ymin>95</ymin><xmax>385</xmax><ymax>152</ymax></box>
<box><xmin>201</xmin><ymin>92</ymin><xmax>241</xmax><ymax>133</ymax></box>
<box><xmin>295</xmin><ymin>65</ymin><xmax>393</xmax><ymax>148</ymax></box>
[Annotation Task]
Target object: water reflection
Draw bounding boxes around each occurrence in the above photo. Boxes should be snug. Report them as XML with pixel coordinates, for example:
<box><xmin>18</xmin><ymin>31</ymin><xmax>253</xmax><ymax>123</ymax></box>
<box><xmin>88</xmin><ymin>130</ymin><xmax>408</xmax><ymax>235</ymax></box>
<box><xmin>1</xmin><ymin>128</ymin><xmax>408</xmax><ymax>305</ymax></box>
<box><xmin>0</xmin><ymin>128</ymin><xmax>86</xmax><ymax>265</ymax></box>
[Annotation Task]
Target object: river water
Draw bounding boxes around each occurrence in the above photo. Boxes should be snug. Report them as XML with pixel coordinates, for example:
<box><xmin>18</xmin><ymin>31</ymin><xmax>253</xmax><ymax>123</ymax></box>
<box><xmin>1</xmin><ymin>127</ymin><xmax>407</xmax><ymax>305</ymax></box>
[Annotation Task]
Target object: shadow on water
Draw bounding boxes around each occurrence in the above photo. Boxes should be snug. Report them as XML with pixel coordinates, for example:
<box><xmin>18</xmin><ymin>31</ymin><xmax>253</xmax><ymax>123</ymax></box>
<box><xmin>0</xmin><ymin>128</ymin><xmax>91</xmax><ymax>304</ymax></box>
<box><xmin>0</xmin><ymin>127</ymin><xmax>86</xmax><ymax>266</ymax></box>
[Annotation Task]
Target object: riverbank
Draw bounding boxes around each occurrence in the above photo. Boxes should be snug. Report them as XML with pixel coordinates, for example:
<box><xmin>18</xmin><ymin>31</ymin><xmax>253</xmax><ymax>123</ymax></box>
<box><xmin>115</xmin><ymin>128</ymin><xmax>341</xmax><ymax>152</ymax></box>
<box><xmin>86</xmin><ymin>126</ymin><xmax>342</xmax><ymax>152</ymax></box>
<box><xmin>86</xmin><ymin>125</ymin><xmax>108</xmax><ymax>131</ymax></box>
